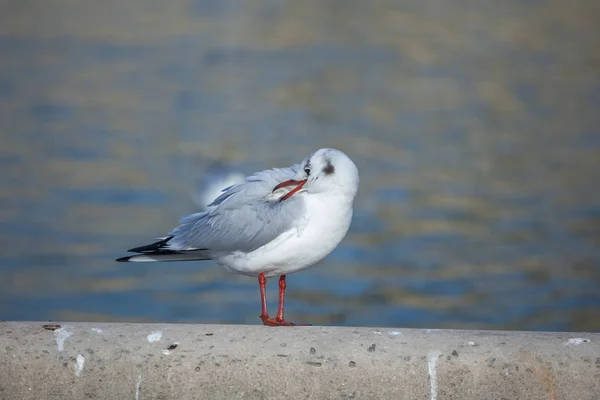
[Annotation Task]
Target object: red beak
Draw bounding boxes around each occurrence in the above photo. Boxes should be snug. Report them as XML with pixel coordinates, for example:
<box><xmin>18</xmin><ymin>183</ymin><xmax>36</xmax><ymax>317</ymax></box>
<box><xmin>272</xmin><ymin>179</ymin><xmax>307</xmax><ymax>201</ymax></box>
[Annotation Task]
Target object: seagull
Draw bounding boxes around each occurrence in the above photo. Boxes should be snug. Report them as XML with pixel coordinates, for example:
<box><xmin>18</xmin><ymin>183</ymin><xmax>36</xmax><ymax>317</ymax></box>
<box><xmin>116</xmin><ymin>148</ymin><xmax>360</xmax><ymax>326</ymax></box>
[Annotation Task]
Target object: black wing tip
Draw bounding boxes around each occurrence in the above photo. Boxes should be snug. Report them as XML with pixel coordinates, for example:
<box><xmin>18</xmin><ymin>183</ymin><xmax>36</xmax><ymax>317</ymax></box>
<box><xmin>115</xmin><ymin>256</ymin><xmax>133</xmax><ymax>262</ymax></box>
<box><xmin>127</xmin><ymin>236</ymin><xmax>174</xmax><ymax>253</ymax></box>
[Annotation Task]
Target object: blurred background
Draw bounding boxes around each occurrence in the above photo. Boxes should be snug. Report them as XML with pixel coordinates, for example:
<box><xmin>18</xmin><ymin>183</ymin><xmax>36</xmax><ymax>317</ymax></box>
<box><xmin>1</xmin><ymin>0</ymin><xmax>599</xmax><ymax>331</ymax></box>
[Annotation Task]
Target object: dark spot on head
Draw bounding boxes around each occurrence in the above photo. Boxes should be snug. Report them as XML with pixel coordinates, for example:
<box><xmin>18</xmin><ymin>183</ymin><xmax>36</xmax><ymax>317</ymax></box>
<box><xmin>323</xmin><ymin>159</ymin><xmax>334</xmax><ymax>175</ymax></box>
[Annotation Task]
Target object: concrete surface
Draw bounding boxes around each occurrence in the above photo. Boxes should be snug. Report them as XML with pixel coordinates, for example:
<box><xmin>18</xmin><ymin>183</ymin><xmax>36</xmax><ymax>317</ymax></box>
<box><xmin>0</xmin><ymin>322</ymin><xmax>599</xmax><ymax>399</ymax></box>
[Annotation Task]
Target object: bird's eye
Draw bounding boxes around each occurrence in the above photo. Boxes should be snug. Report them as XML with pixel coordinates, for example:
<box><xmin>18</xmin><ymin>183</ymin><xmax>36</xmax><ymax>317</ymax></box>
<box><xmin>304</xmin><ymin>167</ymin><xmax>311</xmax><ymax>175</ymax></box>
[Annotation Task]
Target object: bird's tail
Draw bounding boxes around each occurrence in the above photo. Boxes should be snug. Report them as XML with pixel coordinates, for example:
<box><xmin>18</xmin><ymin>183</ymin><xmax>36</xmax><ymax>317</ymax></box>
<box><xmin>115</xmin><ymin>236</ymin><xmax>210</xmax><ymax>263</ymax></box>
<box><xmin>116</xmin><ymin>252</ymin><xmax>210</xmax><ymax>263</ymax></box>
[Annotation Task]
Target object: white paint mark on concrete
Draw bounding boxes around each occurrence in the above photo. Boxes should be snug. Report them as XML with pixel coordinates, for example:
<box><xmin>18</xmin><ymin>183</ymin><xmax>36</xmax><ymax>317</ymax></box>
<box><xmin>55</xmin><ymin>328</ymin><xmax>71</xmax><ymax>352</ymax></box>
<box><xmin>467</xmin><ymin>341</ymin><xmax>477</xmax><ymax>346</ymax></box>
<box><xmin>427</xmin><ymin>350</ymin><xmax>442</xmax><ymax>400</ymax></box>
<box><xmin>388</xmin><ymin>331</ymin><xmax>402</xmax><ymax>336</ymax></box>
<box><xmin>147</xmin><ymin>331</ymin><xmax>163</xmax><ymax>343</ymax></box>
<box><xmin>91</xmin><ymin>328</ymin><xmax>103</xmax><ymax>334</ymax></box>
<box><xmin>566</xmin><ymin>338</ymin><xmax>590</xmax><ymax>345</ymax></box>
<box><xmin>135</xmin><ymin>375</ymin><xmax>141</xmax><ymax>400</ymax></box>
<box><xmin>75</xmin><ymin>354</ymin><xmax>85</xmax><ymax>377</ymax></box>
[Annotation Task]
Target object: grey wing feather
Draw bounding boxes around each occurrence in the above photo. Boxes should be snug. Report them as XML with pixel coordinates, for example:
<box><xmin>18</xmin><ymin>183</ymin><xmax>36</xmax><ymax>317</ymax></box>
<box><xmin>166</xmin><ymin>164</ymin><xmax>303</xmax><ymax>253</ymax></box>
<box><xmin>208</xmin><ymin>164</ymin><xmax>300</xmax><ymax>208</ymax></box>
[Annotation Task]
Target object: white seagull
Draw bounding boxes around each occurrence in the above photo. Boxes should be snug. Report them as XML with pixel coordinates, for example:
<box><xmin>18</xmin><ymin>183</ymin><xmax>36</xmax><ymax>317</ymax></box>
<box><xmin>116</xmin><ymin>148</ymin><xmax>360</xmax><ymax>326</ymax></box>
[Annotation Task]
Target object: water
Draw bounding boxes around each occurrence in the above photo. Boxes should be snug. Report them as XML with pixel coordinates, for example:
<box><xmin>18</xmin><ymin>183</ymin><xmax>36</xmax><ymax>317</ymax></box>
<box><xmin>0</xmin><ymin>0</ymin><xmax>599</xmax><ymax>331</ymax></box>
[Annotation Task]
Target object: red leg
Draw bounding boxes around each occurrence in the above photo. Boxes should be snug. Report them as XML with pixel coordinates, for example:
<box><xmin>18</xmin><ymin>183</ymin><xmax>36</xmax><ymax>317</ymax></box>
<box><xmin>258</xmin><ymin>272</ymin><xmax>269</xmax><ymax>322</ymax></box>
<box><xmin>257</xmin><ymin>273</ymin><xmax>306</xmax><ymax>327</ymax></box>
<box><xmin>275</xmin><ymin>275</ymin><xmax>288</xmax><ymax>323</ymax></box>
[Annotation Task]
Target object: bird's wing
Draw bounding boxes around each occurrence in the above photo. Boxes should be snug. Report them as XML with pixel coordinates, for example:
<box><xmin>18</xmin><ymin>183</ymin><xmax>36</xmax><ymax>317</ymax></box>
<box><xmin>165</xmin><ymin>164</ymin><xmax>305</xmax><ymax>253</ymax></box>
<box><xmin>207</xmin><ymin>164</ymin><xmax>301</xmax><ymax>209</ymax></box>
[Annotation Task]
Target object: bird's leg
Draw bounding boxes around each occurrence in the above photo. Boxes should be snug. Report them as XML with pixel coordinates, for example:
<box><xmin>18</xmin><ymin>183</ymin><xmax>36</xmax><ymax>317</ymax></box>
<box><xmin>258</xmin><ymin>273</ymin><xmax>297</xmax><ymax>326</ymax></box>
<box><xmin>274</xmin><ymin>275</ymin><xmax>291</xmax><ymax>324</ymax></box>
<box><xmin>275</xmin><ymin>275</ymin><xmax>311</xmax><ymax>326</ymax></box>
<box><xmin>258</xmin><ymin>272</ymin><xmax>270</xmax><ymax>323</ymax></box>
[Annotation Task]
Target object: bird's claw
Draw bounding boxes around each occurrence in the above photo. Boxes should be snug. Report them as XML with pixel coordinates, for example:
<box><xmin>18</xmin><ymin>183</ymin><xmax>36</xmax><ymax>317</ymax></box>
<box><xmin>259</xmin><ymin>315</ymin><xmax>311</xmax><ymax>327</ymax></box>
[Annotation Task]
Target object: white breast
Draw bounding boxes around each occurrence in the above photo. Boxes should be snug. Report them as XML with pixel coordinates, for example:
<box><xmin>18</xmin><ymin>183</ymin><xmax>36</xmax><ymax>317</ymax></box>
<box><xmin>216</xmin><ymin>192</ymin><xmax>353</xmax><ymax>277</ymax></box>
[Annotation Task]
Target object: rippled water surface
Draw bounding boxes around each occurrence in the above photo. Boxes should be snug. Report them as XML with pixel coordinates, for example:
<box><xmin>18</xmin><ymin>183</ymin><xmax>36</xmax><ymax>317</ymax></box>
<box><xmin>1</xmin><ymin>0</ymin><xmax>599</xmax><ymax>331</ymax></box>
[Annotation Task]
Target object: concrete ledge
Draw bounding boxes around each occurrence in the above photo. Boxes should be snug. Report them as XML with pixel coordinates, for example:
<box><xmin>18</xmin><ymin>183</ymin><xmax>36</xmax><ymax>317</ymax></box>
<box><xmin>0</xmin><ymin>322</ymin><xmax>598</xmax><ymax>399</ymax></box>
